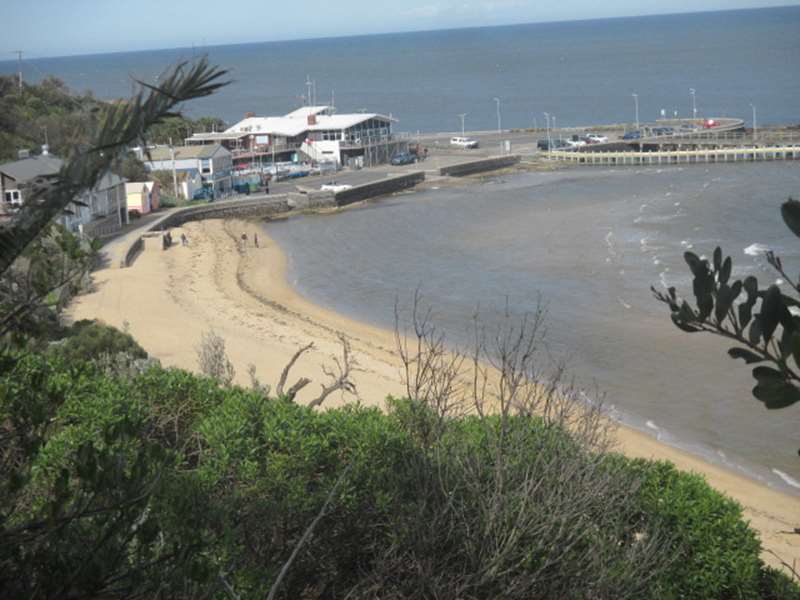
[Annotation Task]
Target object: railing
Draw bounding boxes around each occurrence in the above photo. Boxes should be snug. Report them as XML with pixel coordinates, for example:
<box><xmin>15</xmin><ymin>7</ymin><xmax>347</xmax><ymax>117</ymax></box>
<box><xmin>230</xmin><ymin>142</ymin><xmax>301</xmax><ymax>157</ymax></box>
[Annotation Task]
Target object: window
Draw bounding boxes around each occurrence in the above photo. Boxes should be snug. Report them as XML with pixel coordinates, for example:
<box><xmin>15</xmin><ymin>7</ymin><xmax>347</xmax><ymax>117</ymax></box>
<box><xmin>4</xmin><ymin>190</ymin><xmax>21</xmax><ymax>205</ymax></box>
<box><xmin>201</xmin><ymin>159</ymin><xmax>211</xmax><ymax>174</ymax></box>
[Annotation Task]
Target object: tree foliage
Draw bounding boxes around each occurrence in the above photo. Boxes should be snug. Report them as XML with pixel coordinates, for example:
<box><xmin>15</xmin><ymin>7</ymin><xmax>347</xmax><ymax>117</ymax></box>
<box><xmin>653</xmin><ymin>198</ymin><xmax>800</xmax><ymax>416</ymax></box>
<box><xmin>0</xmin><ymin>351</ymin><xmax>794</xmax><ymax>598</ymax></box>
<box><xmin>0</xmin><ymin>58</ymin><xmax>229</xmax><ymax>277</ymax></box>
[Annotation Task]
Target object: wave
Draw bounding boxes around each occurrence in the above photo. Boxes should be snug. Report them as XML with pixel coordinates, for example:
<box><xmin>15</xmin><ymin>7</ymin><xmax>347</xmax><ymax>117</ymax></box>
<box><xmin>744</xmin><ymin>243</ymin><xmax>770</xmax><ymax>256</ymax></box>
<box><xmin>771</xmin><ymin>469</ymin><xmax>800</xmax><ymax>490</ymax></box>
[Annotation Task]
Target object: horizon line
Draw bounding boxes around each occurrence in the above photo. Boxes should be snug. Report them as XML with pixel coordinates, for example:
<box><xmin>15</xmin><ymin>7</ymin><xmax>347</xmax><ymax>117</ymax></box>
<box><xmin>1</xmin><ymin>3</ymin><xmax>799</xmax><ymax>63</ymax></box>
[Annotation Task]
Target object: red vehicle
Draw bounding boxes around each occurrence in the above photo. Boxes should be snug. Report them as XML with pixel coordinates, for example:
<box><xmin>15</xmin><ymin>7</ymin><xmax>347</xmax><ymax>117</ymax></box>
<box><xmin>703</xmin><ymin>118</ymin><xmax>718</xmax><ymax>129</ymax></box>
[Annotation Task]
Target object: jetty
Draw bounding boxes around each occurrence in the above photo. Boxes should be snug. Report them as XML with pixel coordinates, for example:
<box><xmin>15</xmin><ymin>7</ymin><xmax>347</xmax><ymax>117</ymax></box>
<box><xmin>544</xmin><ymin>118</ymin><xmax>800</xmax><ymax>166</ymax></box>
<box><xmin>547</xmin><ymin>145</ymin><xmax>799</xmax><ymax>166</ymax></box>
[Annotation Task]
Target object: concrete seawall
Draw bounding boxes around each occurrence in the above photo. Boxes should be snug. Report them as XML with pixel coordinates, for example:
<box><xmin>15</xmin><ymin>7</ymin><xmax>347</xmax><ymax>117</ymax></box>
<box><xmin>334</xmin><ymin>172</ymin><xmax>426</xmax><ymax>206</ymax></box>
<box><xmin>159</xmin><ymin>195</ymin><xmax>292</xmax><ymax>228</ymax></box>
<box><xmin>439</xmin><ymin>155</ymin><xmax>520</xmax><ymax>177</ymax></box>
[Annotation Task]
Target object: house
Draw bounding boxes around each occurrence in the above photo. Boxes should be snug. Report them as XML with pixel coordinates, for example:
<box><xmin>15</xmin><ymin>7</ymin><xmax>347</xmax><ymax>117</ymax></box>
<box><xmin>185</xmin><ymin>106</ymin><xmax>399</xmax><ymax>168</ymax></box>
<box><xmin>140</xmin><ymin>144</ymin><xmax>232</xmax><ymax>199</ymax></box>
<box><xmin>0</xmin><ymin>149</ymin><xmax>127</xmax><ymax>236</ymax></box>
<box><xmin>0</xmin><ymin>151</ymin><xmax>63</xmax><ymax>219</ymax></box>
<box><xmin>125</xmin><ymin>181</ymin><xmax>160</xmax><ymax>216</ymax></box>
<box><xmin>63</xmin><ymin>172</ymin><xmax>128</xmax><ymax>236</ymax></box>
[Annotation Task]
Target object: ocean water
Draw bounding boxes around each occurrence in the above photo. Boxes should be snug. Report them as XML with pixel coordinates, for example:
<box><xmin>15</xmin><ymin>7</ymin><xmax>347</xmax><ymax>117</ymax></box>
<box><xmin>264</xmin><ymin>163</ymin><xmax>800</xmax><ymax>494</ymax></box>
<box><xmin>1</xmin><ymin>6</ymin><xmax>798</xmax><ymax>132</ymax></box>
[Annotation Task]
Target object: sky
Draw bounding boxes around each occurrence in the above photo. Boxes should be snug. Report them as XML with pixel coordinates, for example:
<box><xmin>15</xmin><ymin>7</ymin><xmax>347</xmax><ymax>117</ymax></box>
<box><xmin>2</xmin><ymin>0</ymin><xmax>799</xmax><ymax>58</ymax></box>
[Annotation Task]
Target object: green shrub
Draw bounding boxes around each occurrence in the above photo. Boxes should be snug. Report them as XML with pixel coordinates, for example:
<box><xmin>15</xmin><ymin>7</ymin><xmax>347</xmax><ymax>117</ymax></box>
<box><xmin>1</xmin><ymin>353</ymin><xmax>797</xmax><ymax>599</ymax></box>
<box><xmin>760</xmin><ymin>566</ymin><xmax>800</xmax><ymax>600</ymax></box>
<box><xmin>49</xmin><ymin>319</ymin><xmax>147</xmax><ymax>362</ymax></box>
<box><xmin>614</xmin><ymin>456</ymin><xmax>764</xmax><ymax>599</ymax></box>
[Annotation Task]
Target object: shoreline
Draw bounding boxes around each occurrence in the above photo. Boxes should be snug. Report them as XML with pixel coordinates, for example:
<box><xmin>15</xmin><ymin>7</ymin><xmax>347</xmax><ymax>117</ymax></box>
<box><xmin>69</xmin><ymin>212</ymin><xmax>800</xmax><ymax>569</ymax></box>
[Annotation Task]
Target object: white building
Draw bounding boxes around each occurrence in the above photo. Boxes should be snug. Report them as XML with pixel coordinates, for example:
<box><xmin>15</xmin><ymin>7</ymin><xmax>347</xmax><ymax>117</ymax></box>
<box><xmin>186</xmin><ymin>106</ymin><xmax>400</xmax><ymax>168</ymax></box>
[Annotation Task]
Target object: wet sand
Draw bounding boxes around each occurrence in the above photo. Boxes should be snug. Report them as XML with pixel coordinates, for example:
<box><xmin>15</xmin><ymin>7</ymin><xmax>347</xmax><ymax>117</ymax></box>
<box><xmin>68</xmin><ymin>217</ymin><xmax>800</xmax><ymax>569</ymax></box>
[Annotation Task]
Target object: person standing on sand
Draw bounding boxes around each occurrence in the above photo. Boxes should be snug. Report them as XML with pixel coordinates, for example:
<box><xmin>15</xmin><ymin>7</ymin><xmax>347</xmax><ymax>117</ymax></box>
<box><xmin>181</xmin><ymin>233</ymin><xmax>188</xmax><ymax>247</ymax></box>
<box><xmin>254</xmin><ymin>233</ymin><xmax>259</xmax><ymax>248</ymax></box>
<box><xmin>241</xmin><ymin>232</ymin><xmax>248</xmax><ymax>250</ymax></box>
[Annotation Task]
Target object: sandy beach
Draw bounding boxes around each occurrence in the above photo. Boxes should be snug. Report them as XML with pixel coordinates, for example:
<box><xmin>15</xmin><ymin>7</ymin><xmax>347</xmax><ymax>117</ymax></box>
<box><xmin>68</xmin><ymin>215</ymin><xmax>800</xmax><ymax>570</ymax></box>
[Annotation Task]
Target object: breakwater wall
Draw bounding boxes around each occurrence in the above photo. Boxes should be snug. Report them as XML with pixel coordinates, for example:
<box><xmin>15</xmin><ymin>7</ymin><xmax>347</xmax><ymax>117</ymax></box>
<box><xmin>121</xmin><ymin>236</ymin><xmax>144</xmax><ymax>268</ymax></box>
<box><xmin>549</xmin><ymin>146</ymin><xmax>800</xmax><ymax>166</ymax></box>
<box><xmin>439</xmin><ymin>155</ymin><xmax>520</xmax><ymax>177</ymax></box>
<box><xmin>158</xmin><ymin>195</ymin><xmax>292</xmax><ymax>228</ymax></box>
<box><xmin>334</xmin><ymin>172</ymin><xmax>426</xmax><ymax>206</ymax></box>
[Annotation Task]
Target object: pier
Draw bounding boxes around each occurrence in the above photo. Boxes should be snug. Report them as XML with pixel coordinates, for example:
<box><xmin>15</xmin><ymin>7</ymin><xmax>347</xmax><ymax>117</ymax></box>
<box><xmin>547</xmin><ymin>145</ymin><xmax>800</xmax><ymax>166</ymax></box>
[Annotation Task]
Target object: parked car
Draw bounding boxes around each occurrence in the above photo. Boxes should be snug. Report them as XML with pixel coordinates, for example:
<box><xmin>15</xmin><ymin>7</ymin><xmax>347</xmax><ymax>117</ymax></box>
<box><xmin>390</xmin><ymin>152</ymin><xmax>416</xmax><ymax>165</ymax></box>
<box><xmin>584</xmin><ymin>133</ymin><xmax>609</xmax><ymax>144</ymax></box>
<box><xmin>537</xmin><ymin>139</ymin><xmax>569</xmax><ymax>150</ymax></box>
<box><xmin>651</xmin><ymin>127</ymin><xmax>674</xmax><ymax>137</ymax></box>
<box><xmin>450</xmin><ymin>136</ymin><xmax>479</xmax><ymax>149</ymax></box>
<box><xmin>566</xmin><ymin>135</ymin><xmax>587</xmax><ymax>148</ymax></box>
<box><xmin>622</xmin><ymin>130</ymin><xmax>642</xmax><ymax>140</ymax></box>
<box><xmin>193</xmin><ymin>187</ymin><xmax>214</xmax><ymax>201</ymax></box>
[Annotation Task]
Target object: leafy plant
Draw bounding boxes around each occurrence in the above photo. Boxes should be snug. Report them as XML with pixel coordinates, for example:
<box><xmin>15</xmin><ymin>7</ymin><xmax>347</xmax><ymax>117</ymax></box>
<box><xmin>653</xmin><ymin>198</ymin><xmax>800</xmax><ymax>414</ymax></box>
<box><xmin>48</xmin><ymin>319</ymin><xmax>147</xmax><ymax>363</ymax></box>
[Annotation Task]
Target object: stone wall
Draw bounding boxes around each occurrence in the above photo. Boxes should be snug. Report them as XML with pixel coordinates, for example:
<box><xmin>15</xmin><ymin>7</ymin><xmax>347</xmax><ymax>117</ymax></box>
<box><xmin>120</xmin><ymin>236</ymin><xmax>143</xmax><ymax>268</ymax></box>
<box><xmin>334</xmin><ymin>171</ymin><xmax>425</xmax><ymax>206</ymax></box>
<box><xmin>438</xmin><ymin>155</ymin><xmax>520</xmax><ymax>177</ymax></box>
<box><xmin>158</xmin><ymin>195</ymin><xmax>291</xmax><ymax>228</ymax></box>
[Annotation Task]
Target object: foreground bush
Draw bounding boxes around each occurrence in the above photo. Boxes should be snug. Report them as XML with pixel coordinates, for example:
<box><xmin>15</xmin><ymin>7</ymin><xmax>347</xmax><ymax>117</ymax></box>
<box><xmin>47</xmin><ymin>319</ymin><xmax>147</xmax><ymax>362</ymax></box>
<box><xmin>0</xmin><ymin>352</ymin><xmax>796</xmax><ymax>599</ymax></box>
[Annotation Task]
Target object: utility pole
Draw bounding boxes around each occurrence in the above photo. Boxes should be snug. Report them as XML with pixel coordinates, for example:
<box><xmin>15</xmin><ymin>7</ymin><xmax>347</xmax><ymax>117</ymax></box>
<box><xmin>632</xmin><ymin>93</ymin><xmax>640</xmax><ymax>130</ymax></box>
<box><xmin>544</xmin><ymin>112</ymin><xmax>551</xmax><ymax>148</ymax></box>
<box><xmin>14</xmin><ymin>51</ymin><xmax>23</xmax><ymax>94</ymax></box>
<box><xmin>457</xmin><ymin>113</ymin><xmax>467</xmax><ymax>136</ymax></box>
<box><xmin>750</xmin><ymin>103</ymin><xmax>757</xmax><ymax>139</ymax></box>
<box><xmin>306</xmin><ymin>76</ymin><xmax>313</xmax><ymax>107</ymax></box>
<box><xmin>493</xmin><ymin>97</ymin><xmax>501</xmax><ymax>133</ymax></box>
<box><xmin>689</xmin><ymin>88</ymin><xmax>697</xmax><ymax>120</ymax></box>
<box><xmin>169</xmin><ymin>137</ymin><xmax>179</xmax><ymax>201</ymax></box>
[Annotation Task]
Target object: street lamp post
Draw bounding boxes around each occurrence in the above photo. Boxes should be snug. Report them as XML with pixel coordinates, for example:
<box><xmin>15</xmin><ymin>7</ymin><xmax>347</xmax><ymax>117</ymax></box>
<box><xmin>632</xmin><ymin>93</ymin><xmax>640</xmax><ymax>130</ymax></box>
<box><xmin>543</xmin><ymin>112</ymin><xmax>551</xmax><ymax>149</ymax></box>
<box><xmin>493</xmin><ymin>97</ymin><xmax>501</xmax><ymax>133</ymax></box>
<box><xmin>552</xmin><ymin>115</ymin><xmax>557</xmax><ymax>140</ymax></box>
<box><xmin>689</xmin><ymin>88</ymin><xmax>697</xmax><ymax>120</ymax></box>
<box><xmin>458</xmin><ymin>113</ymin><xmax>467</xmax><ymax>137</ymax></box>
<box><xmin>750</xmin><ymin>104</ymin><xmax>757</xmax><ymax>139</ymax></box>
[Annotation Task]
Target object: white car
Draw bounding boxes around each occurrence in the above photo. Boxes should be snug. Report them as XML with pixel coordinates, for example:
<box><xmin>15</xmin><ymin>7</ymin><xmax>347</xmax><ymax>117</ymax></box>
<box><xmin>584</xmin><ymin>133</ymin><xmax>609</xmax><ymax>144</ymax></box>
<box><xmin>450</xmin><ymin>136</ymin><xmax>479</xmax><ymax>149</ymax></box>
<box><xmin>320</xmin><ymin>183</ymin><xmax>353</xmax><ymax>193</ymax></box>
<box><xmin>565</xmin><ymin>138</ymin><xmax>587</xmax><ymax>148</ymax></box>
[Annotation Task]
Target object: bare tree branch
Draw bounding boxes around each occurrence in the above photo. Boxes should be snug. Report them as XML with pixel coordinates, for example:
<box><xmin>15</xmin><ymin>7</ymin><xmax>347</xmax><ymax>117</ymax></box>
<box><xmin>276</xmin><ymin>342</ymin><xmax>313</xmax><ymax>397</ymax></box>
<box><xmin>308</xmin><ymin>334</ymin><xmax>357</xmax><ymax>409</ymax></box>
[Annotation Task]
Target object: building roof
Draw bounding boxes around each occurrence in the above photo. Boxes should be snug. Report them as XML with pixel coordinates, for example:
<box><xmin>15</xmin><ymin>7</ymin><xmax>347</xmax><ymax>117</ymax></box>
<box><xmin>145</xmin><ymin>144</ymin><xmax>229</xmax><ymax>162</ymax></box>
<box><xmin>94</xmin><ymin>172</ymin><xmax>126</xmax><ymax>191</ymax></box>
<box><xmin>125</xmin><ymin>182</ymin><xmax>149</xmax><ymax>194</ymax></box>
<box><xmin>0</xmin><ymin>154</ymin><xmax>63</xmax><ymax>183</ymax></box>
<box><xmin>185</xmin><ymin>131</ymin><xmax>251</xmax><ymax>143</ymax></box>
<box><xmin>284</xmin><ymin>106</ymin><xmax>332</xmax><ymax>119</ymax></box>
<box><xmin>225</xmin><ymin>117</ymin><xmax>310</xmax><ymax>138</ymax></box>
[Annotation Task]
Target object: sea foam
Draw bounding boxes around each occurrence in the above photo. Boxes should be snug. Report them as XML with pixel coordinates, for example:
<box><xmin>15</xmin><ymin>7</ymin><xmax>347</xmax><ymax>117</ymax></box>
<box><xmin>771</xmin><ymin>469</ymin><xmax>800</xmax><ymax>490</ymax></box>
<box><xmin>744</xmin><ymin>243</ymin><xmax>770</xmax><ymax>256</ymax></box>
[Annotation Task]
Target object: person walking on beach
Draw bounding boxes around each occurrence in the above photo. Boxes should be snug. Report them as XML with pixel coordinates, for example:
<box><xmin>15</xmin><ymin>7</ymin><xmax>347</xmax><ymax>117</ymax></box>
<box><xmin>254</xmin><ymin>233</ymin><xmax>259</xmax><ymax>248</ymax></box>
<box><xmin>180</xmin><ymin>233</ymin><xmax>188</xmax><ymax>247</ymax></box>
<box><xmin>241</xmin><ymin>232</ymin><xmax>248</xmax><ymax>250</ymax></box>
